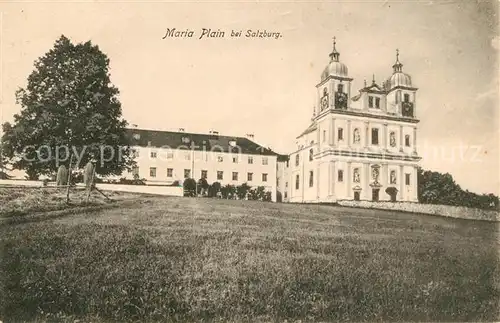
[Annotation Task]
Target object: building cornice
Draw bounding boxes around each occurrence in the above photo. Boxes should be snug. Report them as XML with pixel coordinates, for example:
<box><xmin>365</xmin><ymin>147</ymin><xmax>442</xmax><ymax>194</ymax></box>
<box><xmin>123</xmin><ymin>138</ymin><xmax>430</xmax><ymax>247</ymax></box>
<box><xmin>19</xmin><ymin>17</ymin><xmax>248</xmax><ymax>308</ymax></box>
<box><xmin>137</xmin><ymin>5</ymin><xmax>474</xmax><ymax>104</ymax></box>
<box><xmin>316</xmin><ymin>75</ymin><xmax>354</xmax><ymax>87</ymax></box>
<box><xmin>316</xmin><ymin>148</ymin><xmax>422</xmax><ymax>162</ymax></box>
<box><xmin>313</xmin><ymin>108</ymin><xmax>419</xmax><ymax>124</ymax></box>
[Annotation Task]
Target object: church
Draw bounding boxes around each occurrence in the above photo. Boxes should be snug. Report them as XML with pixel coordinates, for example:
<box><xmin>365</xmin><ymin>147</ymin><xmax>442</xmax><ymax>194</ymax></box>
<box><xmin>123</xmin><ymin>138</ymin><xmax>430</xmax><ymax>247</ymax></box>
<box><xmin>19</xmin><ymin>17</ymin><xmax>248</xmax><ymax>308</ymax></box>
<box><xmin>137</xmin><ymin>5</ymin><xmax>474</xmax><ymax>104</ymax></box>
<box><xmin>278</xmin><ymin>39</ymin><xmax>421</xmax><ymax>203</ymax></box>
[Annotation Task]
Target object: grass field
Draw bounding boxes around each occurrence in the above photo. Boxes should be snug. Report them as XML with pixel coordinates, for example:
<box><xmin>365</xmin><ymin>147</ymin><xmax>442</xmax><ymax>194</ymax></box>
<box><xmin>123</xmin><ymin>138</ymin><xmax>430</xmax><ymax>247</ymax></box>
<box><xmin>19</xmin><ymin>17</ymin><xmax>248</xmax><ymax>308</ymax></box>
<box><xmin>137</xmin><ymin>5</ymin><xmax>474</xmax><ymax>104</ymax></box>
<box><xmin>1</xmin><ymin>196</ymin><xmax>499</xmax><ymax>322</ymax></box>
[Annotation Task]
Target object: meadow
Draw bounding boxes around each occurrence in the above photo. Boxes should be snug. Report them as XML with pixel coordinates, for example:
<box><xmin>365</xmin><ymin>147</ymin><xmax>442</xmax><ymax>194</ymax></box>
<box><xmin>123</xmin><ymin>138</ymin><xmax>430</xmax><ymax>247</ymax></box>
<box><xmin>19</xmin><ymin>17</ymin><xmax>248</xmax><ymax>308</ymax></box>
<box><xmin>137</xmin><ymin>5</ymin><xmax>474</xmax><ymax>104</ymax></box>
<box><xmin>0</xmin><ymin>195</ymin><xmax>499</xmax><ymax>322</ymax></box>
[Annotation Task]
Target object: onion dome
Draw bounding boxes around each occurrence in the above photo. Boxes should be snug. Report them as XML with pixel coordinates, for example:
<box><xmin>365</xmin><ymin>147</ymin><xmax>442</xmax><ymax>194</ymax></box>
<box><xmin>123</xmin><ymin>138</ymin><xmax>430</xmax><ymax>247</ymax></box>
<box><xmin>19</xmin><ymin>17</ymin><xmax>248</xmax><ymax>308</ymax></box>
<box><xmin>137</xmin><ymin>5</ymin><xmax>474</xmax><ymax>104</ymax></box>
<box><xmin>388</xmin><ymin>49</ymin><xmax>412</xmax><ymax>89</ymax></box>
<box><xmin>321</xmin><ymin>37</ymin><xmax>348</xmax><ymax>81</ymax></box>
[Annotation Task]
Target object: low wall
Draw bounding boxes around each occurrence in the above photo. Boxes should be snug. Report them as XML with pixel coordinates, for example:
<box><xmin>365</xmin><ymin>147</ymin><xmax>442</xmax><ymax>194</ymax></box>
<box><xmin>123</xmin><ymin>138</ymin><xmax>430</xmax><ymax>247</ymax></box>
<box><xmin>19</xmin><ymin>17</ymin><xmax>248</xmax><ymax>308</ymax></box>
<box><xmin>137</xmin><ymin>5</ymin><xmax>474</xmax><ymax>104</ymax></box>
<box><xmin>0</xmin><ymin>179</ymin><xmax>44</xmax><ymax>187</ymax></box>
<box><xmin>338</xmin><ymin>200</ymin><xmax>500</xmax><ymax>222</ymax></box>
<box><xmin>95</xmin><ymin>183</ymin><xmax>183</xmax><ymax>197</ymax></box>
<box><xmin>0</xmin><ymin>180</ymin><xmax>184</xmax><ymax>197</ymax></box>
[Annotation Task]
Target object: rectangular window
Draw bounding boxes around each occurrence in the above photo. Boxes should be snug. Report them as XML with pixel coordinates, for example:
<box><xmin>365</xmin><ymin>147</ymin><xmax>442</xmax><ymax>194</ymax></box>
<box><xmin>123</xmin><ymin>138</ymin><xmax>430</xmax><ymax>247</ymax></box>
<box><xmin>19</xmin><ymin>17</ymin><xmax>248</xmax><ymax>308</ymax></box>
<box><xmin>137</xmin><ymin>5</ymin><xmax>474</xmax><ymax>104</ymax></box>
<box><xmin>150</xmin><ymin>151</ymin><xmax>157</xmax><ymax>158</ymax></box>
<box><xmin>217</xmin><ymin>156</ymin><xmax>223</xmax><ymax>162</ymax></box>
<box><xmin>295</xmin><ymin>174</ymin><xmax>300</xmax><ymax>190</ymax></box>
<box><xmin>323</xmin><ymin>130</ymin><xmax>326</xmax><ymax>142</ymax></box>
<box><xmin>167</xmin><ymin>168</ymin><xmax>173</xmax><ymax>178</ymax></box>
<box><xmin>248</xmin><ymin>156</ymin><xmax>253</xmax><ymax>164</ymax></box>
<box><xmin>149</xmin><ymin>167</ymin><xmax>157</xmax><ymax>178</ymax></box>
<box><xmin>166</xmin><ymin>151</ymin><xmax>174</xmax><ymax>159</ymax></box>
<box><xmin>309</xmin><ymin>171</ymin><xmax>314</xmax><ymax>187</ymax></box>
<box><xmin>404</xmin><ymin>93</ymin><xmax>410</xmax><ymax>102</ymax></box>
<box><xmin>368</xmin><ymin>96</ymin><xmax>373</xmax><ymax>108</ymax></box>
<box><xmin>405</xmin><ymin>135</ymin><xmax>411</xmax><ymax>147</ymax></box>
<box><xmin>338</xmin><ymin>128</ymin><xmax>344</xmax><ymax>141</ymax></box>
<box><xmin>247</xmin><ymin>172</ymin><xmax>253</xmax><ymax>181</ymax></box>
<box><xmin>371</xmin><ymin>128</ymin><xmax>379</xmax><ymax>145</ymax></box>
<box><xmin>217</xmin><ymin>171</ymin><xmax>223</xmax><ymax>180</ymax></box>
<box><xmin>262</xmin><ymin>173</ymin><xmax>268</xmax><ymax>182</ymax></box>
<box><xmin>375</xmin><ymin>97</ymin><xmax>380</xmax><ymax>109</ymax></box>
<box><xmin>233</xmin><ymin>156</ymin><xmax>238</xmax><ymax>163</ymax></box>
<box><xmin>284</xmin><ymin>192</ymin><xmax>288</xmax><ymax>199</ymax></box>
<box><xmin>262</xmin><ymin>157</ymin><xmax>268</xmax><ymax>165</ymax></box>
<box><xmin>338</xmin><ymin>170</ymin><xmax>344</xmax><ymax>182</ymax></box>
<box><xmin>201</xmin><ymin>170</ymin><xmax>207</xmax><ymax>179</ymax></box>
<box><xmin>337</xmin><ymin>84</ymin><xmax>344</xmax><ymax>93</ymax></box>
<box><xmin>285</xmin><ymin>182</ymin><xmax>288</xmax><ymax>188</ymax></box>
<box><xmin>184</xmin><ymin>169</ymin><xmax>191</xmax><ymax>178</ymax></box>
<box><xmin>232</xmin><ymin>172</ymin><xmax>238</xmax><ymax>181</ymax></box>
<box><xmin>405</xmin><ymin>173</ymin><xmax>411</xmax><ymax>185</ymax></box>
<box><xmin>295</xmin><ymin>154</ymin><xmax>300</xmax><ymax>166</ymax></box>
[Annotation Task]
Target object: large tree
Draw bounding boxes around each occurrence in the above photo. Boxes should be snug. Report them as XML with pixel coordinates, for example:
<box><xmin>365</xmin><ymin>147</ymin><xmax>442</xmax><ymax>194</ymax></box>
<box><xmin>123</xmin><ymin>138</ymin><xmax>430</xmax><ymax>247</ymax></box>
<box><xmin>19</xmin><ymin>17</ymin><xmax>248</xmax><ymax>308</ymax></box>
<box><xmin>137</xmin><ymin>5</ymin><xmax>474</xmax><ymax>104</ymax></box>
<box><xmin>2</xmin><ymin>35</ymin><xmax>134</xmax><ymax>179</ymax></box>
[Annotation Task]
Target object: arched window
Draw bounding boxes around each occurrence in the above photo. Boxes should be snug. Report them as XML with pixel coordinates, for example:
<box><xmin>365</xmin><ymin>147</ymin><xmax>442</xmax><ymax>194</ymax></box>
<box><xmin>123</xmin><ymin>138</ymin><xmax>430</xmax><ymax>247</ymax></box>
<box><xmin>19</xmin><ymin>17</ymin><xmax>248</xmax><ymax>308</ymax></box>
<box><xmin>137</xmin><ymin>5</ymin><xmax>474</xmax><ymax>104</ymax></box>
<box><xmin>309</xmin><ymin>149</ymin><xmax>314</xmax><ymax>161</ymax></box>
<box><xmin>404</xmin><ymin>93</ymin><xmax>410</xmax><ymax>102</ymax></box>
<box><xmin>405</xmin><ymin>135</ymin><xmax>411</xmax><ymax>147</ymax></box>
<box><xmin>295</xmin><ymin>174</ymin><xmax>300</xmax><ymax>190</ymax></box>
<box><xmin>295</xmin><ymin>154</ymin><xmax>300</xmax><ymax>166</ymax></box>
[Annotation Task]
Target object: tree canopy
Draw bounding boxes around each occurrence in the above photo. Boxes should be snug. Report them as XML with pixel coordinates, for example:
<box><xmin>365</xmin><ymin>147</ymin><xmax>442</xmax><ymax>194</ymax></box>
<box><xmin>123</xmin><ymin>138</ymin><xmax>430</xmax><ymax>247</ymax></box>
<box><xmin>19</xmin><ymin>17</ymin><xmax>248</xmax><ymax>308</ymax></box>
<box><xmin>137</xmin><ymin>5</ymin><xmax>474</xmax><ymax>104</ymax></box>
<box><xmin>2</xmin><ymin>35</ymin><xmax>134</xmax><ymax>179</ymax></box>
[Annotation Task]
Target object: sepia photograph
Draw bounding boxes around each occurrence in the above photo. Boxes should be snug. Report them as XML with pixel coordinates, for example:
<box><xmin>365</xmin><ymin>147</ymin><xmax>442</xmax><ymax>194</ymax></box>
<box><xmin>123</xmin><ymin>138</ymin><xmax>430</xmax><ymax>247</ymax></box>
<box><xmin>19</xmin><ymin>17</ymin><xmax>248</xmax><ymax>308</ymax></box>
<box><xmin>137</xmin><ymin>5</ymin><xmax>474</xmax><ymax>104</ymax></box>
<box><xmin>0</xmin><ymin>0</ymin><xmax>498</xmax><ymax>322</ymax></box>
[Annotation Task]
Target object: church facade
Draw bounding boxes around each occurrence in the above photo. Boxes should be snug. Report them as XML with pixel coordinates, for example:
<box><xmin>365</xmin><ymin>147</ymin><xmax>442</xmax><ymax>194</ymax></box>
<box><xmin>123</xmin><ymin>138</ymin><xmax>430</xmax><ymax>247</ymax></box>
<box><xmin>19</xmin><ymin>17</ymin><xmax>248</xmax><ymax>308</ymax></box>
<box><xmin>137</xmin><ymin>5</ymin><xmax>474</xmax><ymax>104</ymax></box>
<box><xmin>279</xmin><ymin>40</ymin><xmax>421</xmax><ymax>203</ymax></box>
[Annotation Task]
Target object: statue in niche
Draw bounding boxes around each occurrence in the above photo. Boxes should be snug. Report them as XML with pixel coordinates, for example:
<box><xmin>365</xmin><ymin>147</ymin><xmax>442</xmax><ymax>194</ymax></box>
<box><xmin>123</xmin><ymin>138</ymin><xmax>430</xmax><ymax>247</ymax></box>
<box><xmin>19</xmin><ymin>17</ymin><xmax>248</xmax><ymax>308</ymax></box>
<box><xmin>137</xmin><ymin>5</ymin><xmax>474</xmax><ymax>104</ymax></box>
<box><xmin>320</xmin><ymin>87</ymin><xmax>329</xmax><ymax>111</ymax></box>
<box><xmin>372</xmin><ymin>167</ymin><xmax>380</xmax><ymax>183</ymax></box>
<box><xmin>353</xmin><ymin>168</ymin><xmax>360</xmax><ymax>183</ymax></box>
<box><xmin>353</xmin><ymin>128</ymin><xmax>360</xmax><ymax>144</ymax></box>
<box><xmin>390</xmin><ymin>170</ymin><xmax>397</xmax><ymax>184</ymax></box>
<box><xmin>390</xmin><ymin>132</ymin><xmax>396</xmax><ymax>147</ymax></box>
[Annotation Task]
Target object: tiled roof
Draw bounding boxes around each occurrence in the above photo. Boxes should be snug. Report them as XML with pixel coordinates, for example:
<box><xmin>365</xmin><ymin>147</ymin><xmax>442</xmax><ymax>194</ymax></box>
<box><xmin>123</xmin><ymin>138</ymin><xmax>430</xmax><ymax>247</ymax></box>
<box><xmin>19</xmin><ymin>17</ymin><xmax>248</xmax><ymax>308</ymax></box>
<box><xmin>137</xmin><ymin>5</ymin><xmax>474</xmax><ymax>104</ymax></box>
<box><xmin>296</xmin><ymin>122</ymin><xmax>317</xmax><ymax>139</ymax></box>
<box><xmin>126</xmin><ymin>128</ymin><xmax>279</xmax><ymax>156</ymax></box>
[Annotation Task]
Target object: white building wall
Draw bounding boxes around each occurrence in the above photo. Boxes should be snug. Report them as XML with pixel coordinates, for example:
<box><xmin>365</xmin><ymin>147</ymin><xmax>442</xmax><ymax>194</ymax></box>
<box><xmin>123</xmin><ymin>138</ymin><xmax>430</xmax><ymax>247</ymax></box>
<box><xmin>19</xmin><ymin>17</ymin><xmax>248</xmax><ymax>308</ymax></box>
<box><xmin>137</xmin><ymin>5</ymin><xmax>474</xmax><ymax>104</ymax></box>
<box><xmin>120</xmin><ymin>146</ymin><xmax>278</xmax><ymax>201</ymax></box>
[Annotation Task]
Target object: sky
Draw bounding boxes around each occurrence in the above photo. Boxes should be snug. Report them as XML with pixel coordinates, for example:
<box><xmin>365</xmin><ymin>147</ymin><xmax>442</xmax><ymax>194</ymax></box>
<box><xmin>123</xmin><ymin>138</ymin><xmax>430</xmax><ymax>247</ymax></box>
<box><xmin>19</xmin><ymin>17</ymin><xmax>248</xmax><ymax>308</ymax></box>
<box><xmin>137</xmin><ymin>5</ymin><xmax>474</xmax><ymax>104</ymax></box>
<box><xmin>0</xmin><ymin>0</ymin><xmax>498</xmax><ymax>195</ymax></box>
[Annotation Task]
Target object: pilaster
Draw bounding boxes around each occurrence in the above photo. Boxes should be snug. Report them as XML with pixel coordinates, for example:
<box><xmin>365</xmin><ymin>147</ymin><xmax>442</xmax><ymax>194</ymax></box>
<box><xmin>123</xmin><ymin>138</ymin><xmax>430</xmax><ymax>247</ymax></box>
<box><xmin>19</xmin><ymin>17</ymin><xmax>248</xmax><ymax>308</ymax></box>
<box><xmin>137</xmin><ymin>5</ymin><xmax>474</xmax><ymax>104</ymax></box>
<box><xmin>399</xmin><ymin>164</ymin><xmax>404</xmax><ymax>201</ymax></box>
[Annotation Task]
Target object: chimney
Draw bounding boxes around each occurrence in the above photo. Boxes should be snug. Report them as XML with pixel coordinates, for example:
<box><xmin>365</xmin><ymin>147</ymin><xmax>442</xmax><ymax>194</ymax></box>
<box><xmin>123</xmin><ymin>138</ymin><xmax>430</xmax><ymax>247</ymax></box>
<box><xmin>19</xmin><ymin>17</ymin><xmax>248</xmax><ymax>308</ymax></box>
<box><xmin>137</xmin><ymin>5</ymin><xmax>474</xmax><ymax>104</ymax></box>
<box><xmin>178</xmin><ymin>128</ymin><xmax>185</xmax><ymax>132</ymax></box>
<box><xmin>210</xmin><ymin>130</ymin><xmax>219</xmax><ymax>135</ymax></box>
<box><xmin>246</xmin><ymin>133</ymin><xmax>255</xmax><ymax>139</ymax></box>
<box><xmin>132</xmin><ymin>124</ymin><xmax>138</xmax><ymax>128</ymax></box>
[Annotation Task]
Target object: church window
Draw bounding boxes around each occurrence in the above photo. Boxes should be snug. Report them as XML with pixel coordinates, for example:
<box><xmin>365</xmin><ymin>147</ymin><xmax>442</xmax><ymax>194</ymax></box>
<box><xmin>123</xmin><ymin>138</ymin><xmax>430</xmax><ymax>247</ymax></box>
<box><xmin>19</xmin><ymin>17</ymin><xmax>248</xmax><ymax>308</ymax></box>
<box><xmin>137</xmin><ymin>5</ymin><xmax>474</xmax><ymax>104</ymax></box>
<box><xmin>338</xmin><ymin>170</ymin><xmax>344</xmax><ymax>182</ymax></box>
<box><xmin>405</xmin><ymin>173</ymin><xmax>411</xmax><ymax>185</ymax></box>
<box><xmin>295</xmin><ymin>175</ymin><xmax>300</xmax><ymax>190</ymax></box>
<box><xmin>323</xmin><ymin>130</ymin><xmax>326</xmax><ymax>142</ymax></box>
<box><xmin>232</xmin><ymin>172</ymin><xmax>238</xmax><ymax>181</ymax></box>
<box><xmin>375</xmin><ymin>97</ymin><xmax>380</xmax><ymax>109</ymax></box>
<box><xmin>149</xmin><ymin>167</ymin><xmax>157</xmax><ymax>178</ymax></box>
<box><xmin>309</xmin><ymin>171</ymin><xmax>314</xmax><ymax>187</ymax></box>
<box><xmin>371</xmin><ymin>128</ymin><xmax>379</xmax><ymax>145</ymax></box>
<box><xmin>368</xmin><ymin>96</ymin><xmax>374</xmax><ymax>108</ymax></box>
<box><xmin>262</xmin><ymin>157</ymin><xmax>268</xmax><ymax>165</ymax></box>
<box><xmin>295</xmin><ymin>154</ymin><xmax>300</xmax><ymax>166</ymax></box>
<box><xmin>404</xmin><ymin>93</ymin><xmax>410</xmax><ymax>102</ymax></box>
<box><xmin>405</xmin><ymin>135</ymin><xmax>411</xmax><ymax>147</ymax></box>
<box><xmin>338</xmin><ymin>128</ymin><xmax>344</xmax><ymax>141</ymax></box>
<box><xmin>337</xmin><ymin>84</ymin><xmax>344</xmax><ymax>93</ymax></box>
<box><xmin>309</xmin><ymin>149</ymin><xmax>314</xmax><ymax>161</ymax></box>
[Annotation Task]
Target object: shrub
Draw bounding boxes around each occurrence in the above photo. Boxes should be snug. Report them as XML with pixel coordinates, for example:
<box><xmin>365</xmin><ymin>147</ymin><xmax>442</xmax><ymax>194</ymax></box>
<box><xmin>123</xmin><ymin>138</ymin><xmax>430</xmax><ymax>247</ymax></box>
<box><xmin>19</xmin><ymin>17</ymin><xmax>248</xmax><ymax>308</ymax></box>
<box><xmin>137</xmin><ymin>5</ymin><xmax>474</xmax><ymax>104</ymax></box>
<box><xmin>183</xmin><ymin>178</ymin><xmax>197</xmax><ymax>197</ymax></box>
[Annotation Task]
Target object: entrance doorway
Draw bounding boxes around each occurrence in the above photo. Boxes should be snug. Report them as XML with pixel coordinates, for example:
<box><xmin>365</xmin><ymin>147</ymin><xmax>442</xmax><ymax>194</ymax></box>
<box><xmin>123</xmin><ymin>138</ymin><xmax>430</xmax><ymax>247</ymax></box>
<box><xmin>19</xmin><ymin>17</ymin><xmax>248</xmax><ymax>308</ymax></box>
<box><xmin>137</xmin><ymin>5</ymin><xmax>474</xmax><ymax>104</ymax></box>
<box><xmin>372</xmin><ymin>189</ymin><xmax>380</xmax><ymax>202</ymax></box>
<box><xmin>354</xmin><ymin>191</ymin><xmax>360</xmax><ymax>201</ymax></box>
